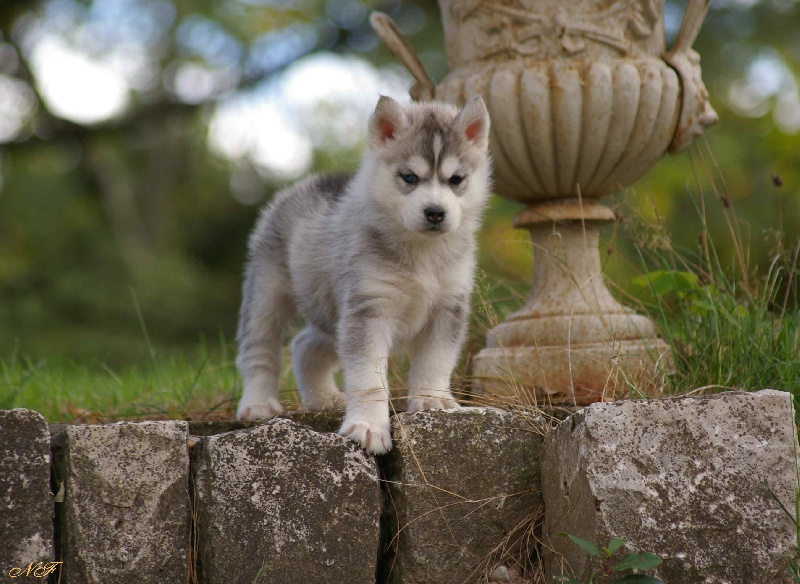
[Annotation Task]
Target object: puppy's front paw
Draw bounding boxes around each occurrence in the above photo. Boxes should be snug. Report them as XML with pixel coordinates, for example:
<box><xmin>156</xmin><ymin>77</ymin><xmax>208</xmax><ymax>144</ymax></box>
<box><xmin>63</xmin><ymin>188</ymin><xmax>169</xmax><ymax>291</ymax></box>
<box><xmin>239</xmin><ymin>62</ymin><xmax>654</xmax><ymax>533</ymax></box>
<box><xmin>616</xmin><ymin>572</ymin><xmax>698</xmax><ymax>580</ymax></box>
<box><xmin>339</xmin><ymin>419</ymin><xmax>392</xmax><ymax>454</ymax></box>
<box><xmin>407</xmin><ymin>396</ymin><xmax>461</xmax><ymax>412</ymax></box>
<box><xmin>237</xmin><ymin>398</ymin><xmax>283</xmax><ymax>420</ymax></box>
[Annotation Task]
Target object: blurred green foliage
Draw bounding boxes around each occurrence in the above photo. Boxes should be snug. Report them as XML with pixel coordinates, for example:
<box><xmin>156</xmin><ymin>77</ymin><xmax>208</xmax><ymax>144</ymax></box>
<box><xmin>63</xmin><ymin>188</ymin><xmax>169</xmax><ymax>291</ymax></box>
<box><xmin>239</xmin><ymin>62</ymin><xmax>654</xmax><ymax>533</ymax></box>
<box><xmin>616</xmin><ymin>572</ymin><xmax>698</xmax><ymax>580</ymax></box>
<box><xmin>0</xmin><ymin>0</ymin><xmax>798</xmax><ymax>369</ymax></box>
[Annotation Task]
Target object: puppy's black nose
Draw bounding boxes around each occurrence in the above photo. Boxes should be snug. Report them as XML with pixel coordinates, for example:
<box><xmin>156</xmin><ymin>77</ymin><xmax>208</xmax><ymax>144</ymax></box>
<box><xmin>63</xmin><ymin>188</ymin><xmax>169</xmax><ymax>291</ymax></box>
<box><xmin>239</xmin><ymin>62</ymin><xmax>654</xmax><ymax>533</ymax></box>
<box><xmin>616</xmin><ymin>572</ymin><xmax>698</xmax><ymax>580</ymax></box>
<box><xmin>424</xmin><ymin>206</ymin><xmax>446</xmax><ymax>224</ymax></box>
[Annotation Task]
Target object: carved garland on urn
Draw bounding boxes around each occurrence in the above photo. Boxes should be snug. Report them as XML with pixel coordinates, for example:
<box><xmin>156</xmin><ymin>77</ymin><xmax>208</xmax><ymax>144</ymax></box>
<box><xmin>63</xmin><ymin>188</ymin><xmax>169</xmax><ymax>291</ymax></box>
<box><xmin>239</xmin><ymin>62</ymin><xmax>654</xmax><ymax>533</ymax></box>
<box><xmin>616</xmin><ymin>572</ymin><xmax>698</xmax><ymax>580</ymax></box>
<box><xmin>450</xmin><ymin>0</ymin><xmax>661</xmax><ymax>60</ymax></box>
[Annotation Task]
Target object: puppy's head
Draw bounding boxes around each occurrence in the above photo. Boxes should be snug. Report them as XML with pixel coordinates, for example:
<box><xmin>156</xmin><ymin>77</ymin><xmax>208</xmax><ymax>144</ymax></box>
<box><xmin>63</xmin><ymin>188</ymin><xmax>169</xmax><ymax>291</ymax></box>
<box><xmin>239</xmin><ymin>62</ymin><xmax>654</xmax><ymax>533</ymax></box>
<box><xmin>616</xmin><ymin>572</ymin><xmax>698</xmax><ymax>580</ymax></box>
<box><xmin>365</xmin><ymin>95</ymin><xmax>492</xmax><ymax>237</ymax></box>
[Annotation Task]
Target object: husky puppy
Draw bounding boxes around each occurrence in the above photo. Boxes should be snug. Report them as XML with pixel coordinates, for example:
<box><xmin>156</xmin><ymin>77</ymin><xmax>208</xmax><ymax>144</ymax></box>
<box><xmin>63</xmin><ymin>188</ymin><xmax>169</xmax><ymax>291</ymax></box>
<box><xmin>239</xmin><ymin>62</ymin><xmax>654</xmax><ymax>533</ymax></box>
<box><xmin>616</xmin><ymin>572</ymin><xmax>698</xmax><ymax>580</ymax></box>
<box><xmin>235</xmin><ymin>95</ymin><xmax>492</xmax><ymax>454</ymax></box>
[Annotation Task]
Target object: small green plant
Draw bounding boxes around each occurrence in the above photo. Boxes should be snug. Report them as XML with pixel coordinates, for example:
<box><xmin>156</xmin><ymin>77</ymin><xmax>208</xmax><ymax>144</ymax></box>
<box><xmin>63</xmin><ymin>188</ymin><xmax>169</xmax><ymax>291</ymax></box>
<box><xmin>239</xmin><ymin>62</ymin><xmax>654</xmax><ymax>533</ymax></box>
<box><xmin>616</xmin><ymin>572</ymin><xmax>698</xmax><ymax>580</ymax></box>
<box><xmin>555</xmin><ymin>533</ymin><xmax>664</xmax><ymax>584</ymax></box>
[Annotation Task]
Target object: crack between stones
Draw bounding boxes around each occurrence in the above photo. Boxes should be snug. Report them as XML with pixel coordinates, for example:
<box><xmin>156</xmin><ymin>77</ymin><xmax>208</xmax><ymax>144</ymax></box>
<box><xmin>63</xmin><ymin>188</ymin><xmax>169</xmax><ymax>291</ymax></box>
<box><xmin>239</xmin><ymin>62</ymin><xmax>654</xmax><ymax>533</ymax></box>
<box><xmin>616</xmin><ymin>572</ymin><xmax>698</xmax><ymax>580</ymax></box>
<box><xmin>375</xmin><ymin>453</ymin><xmax>400</xmax><ymax>584</ymax></box>
<box><xmin>187</xmin><ymin>438</ymin><xmax>200</xmax><ymax>584</ymax></box>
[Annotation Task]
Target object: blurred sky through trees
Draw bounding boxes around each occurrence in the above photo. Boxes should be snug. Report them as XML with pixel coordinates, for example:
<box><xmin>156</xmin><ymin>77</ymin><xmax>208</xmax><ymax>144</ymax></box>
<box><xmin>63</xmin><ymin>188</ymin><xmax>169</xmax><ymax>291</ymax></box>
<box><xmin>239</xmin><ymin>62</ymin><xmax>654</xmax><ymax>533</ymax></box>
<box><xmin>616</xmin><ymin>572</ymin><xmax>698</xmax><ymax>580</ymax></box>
<box><xmin>0</xmin><ymin>0</ymin><xmax>798</xmax><ymax>363</ymax></box>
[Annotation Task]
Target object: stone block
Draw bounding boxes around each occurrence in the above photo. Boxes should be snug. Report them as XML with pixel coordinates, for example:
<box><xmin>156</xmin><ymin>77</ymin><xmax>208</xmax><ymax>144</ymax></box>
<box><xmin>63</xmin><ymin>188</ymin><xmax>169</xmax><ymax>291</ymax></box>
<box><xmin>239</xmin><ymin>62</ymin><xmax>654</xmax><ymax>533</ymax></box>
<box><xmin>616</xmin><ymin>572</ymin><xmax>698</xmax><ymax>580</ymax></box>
<box><xmin>193</xmin><ymin>417</ymin><xmax>381</xmax><ymax>584</ymax></box>
<box><xmin>542</xmin><ymin>390</ymin><xmax>800</xmax><ymax>583</ymax></box>
<box><xmin>52</xmin><ymin>421</ymin><xmax>190</xmax><ymax>583</ymax></box>
<box><xmin>0</xmin><ymin>409</ymin><xmax>53</xmax><ymax>575</ymax></box>
<box><xmin>381</xmin><ymin>407</ymin><xmax>546</xmax><ymax>584</ymax></box>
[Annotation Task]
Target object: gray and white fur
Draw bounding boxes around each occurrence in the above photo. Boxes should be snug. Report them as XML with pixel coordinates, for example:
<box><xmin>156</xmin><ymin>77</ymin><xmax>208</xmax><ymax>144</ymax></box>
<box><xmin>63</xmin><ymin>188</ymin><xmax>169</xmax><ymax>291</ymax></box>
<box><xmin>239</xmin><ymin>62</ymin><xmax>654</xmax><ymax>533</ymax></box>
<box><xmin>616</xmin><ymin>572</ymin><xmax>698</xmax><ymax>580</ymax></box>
<box><xmin>235</xmin><ymin>95</ymin><xmax>492</xmax><ymax>454</ymax></box>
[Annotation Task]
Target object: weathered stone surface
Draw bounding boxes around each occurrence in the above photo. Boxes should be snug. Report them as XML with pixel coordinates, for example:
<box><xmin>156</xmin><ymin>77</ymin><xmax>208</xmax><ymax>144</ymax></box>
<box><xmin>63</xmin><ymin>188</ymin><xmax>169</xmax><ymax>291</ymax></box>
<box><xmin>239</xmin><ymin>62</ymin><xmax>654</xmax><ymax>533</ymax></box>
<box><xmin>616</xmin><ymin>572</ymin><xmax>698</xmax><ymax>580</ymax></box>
<box><xmin>187</xmin><ymin>410</ymin><xmax>344</xmax><ymax>437</ymax></box>
<box><xmin>0</xmin><ymin>409</ymin><xmax>53</xmax><ymax>575</ymax></box>
<box><xmin>193</xmin><ymin>417</ymin><xmax>381</xmax><ymax>584</ymax></box>
<box><xmin>52</xmin><ymin>421</ymin><xmax>190</xmax><ymax>583</ymax></box>
<box><xmin>542</xmin><ymin>390</ymin><xmax>799</xmax><ymax>583</ymax></box>
<box><xmin>382</xmin><ymin>407</ymin><xmax>546</xmax><ymax>584</ymax></box>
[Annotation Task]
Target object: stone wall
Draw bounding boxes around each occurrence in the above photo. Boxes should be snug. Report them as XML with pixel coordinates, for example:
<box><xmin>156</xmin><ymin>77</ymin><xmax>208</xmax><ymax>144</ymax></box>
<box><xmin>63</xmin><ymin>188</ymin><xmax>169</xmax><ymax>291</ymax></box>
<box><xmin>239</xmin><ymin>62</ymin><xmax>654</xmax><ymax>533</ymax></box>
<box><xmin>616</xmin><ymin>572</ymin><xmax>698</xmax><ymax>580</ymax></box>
<box><xmin>1</xmin><ymin>391</ymin><xmax>798</xmax><ymax>584</ymax></box>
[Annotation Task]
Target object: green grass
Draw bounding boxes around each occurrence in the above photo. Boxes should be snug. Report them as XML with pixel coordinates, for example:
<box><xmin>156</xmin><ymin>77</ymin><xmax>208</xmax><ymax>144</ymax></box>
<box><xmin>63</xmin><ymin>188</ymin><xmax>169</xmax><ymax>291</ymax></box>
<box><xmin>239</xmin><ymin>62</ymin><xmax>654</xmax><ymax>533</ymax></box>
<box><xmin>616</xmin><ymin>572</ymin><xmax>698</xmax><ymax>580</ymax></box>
<box><xmin>633</xmin><ymin>260</ymin><xmax>800</xmax><ymax>395</ymax></box>
<box><xmin>0</xmin><ymin>340</ymin><xmax>246</xmax><ymax>423</ymax></box>
<box><xmin>619</xmin><ymin>168</ymin><xmax>800</xmax><ymax>405</ymax></box>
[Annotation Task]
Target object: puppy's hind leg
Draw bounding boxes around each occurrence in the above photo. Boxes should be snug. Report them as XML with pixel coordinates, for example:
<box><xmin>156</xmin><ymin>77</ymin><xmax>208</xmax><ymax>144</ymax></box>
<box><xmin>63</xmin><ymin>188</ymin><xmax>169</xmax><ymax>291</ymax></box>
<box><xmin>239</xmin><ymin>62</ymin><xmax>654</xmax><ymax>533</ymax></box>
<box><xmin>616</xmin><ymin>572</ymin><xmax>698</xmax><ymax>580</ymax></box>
<box><xmin>236</xmin><ymin>257</ymin><xmax>294</xmax><ymax>421</ymax></box>
<box><xmin>406</xmin><ymin>296</ymin><xmax>469</xmax><ymax>412</ymax></box>
<box><xmin>291</xmin><ymin>325</ymin><xmax>346</xmax><ymax>412</ymax></box>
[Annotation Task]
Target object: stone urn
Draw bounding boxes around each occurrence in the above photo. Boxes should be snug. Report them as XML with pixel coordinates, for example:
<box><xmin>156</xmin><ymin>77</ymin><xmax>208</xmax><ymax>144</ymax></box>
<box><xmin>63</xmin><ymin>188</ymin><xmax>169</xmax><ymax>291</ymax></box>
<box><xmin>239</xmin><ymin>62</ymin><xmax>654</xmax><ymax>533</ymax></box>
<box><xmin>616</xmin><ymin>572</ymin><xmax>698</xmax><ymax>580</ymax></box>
<box><xmin>371</xmin><ymin>0</ymin><xmax>717</xmax><ymax>405</ymax></box>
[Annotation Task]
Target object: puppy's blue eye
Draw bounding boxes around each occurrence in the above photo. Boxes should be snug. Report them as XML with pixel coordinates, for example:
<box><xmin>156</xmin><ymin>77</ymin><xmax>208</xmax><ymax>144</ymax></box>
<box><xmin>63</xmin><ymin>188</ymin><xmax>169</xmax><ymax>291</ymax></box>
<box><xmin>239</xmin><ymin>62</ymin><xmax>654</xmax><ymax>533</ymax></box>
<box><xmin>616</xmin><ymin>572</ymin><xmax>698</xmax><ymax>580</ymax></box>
<box><xmin>401</xmin><ymin>172</ymin><xmax>418</xmax><ymax>185</ymax></box>
<box><xmin>449</xmin><ymin>175</ymin><xmax>464</xmax><ymax>186</ymax></box>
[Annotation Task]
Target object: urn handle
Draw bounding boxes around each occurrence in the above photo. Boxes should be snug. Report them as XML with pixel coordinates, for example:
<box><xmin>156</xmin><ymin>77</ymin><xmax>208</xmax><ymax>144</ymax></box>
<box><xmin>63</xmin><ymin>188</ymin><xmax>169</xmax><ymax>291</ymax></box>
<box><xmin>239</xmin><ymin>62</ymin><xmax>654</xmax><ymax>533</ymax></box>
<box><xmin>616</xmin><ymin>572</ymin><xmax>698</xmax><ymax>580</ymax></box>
<box><xmin>664</xmin><ymin>0</ymin><xmax>719</xmax><ymax>152</ymax></box>
<box><xmin>370</xmin><ymin>12</ymin><xmax>436</xmax><ymax>101</ymax></box>
<box><xmin>669</xmin><ymin>0</ymin><xmax>711</xmax><ymax>57</ymax></box>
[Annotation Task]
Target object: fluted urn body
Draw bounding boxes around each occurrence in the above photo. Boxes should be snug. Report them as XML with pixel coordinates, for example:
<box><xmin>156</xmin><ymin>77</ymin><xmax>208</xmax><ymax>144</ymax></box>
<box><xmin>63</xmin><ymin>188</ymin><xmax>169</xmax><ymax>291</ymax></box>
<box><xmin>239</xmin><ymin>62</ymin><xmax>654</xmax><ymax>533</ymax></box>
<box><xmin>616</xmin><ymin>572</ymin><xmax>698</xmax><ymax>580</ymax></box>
<box><xmin>436</xmin><ymin>0</ymin><xmax>685</xmax><ymax>202</ymax></box>
<box><xmin>371</xmin><ymin>0</ymin><xmax>716</xmax><ymax>404</ymax></box>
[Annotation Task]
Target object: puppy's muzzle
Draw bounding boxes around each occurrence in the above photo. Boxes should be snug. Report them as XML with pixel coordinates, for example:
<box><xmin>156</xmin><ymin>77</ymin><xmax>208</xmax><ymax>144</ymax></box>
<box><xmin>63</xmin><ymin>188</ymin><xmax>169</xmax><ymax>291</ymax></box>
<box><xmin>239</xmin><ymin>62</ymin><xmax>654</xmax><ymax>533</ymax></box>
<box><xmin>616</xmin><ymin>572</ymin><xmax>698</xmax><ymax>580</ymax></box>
<box><xmin>424</xmin><ymin>206</ymin><xmax>446</xmax><ymax>225</ymax></box>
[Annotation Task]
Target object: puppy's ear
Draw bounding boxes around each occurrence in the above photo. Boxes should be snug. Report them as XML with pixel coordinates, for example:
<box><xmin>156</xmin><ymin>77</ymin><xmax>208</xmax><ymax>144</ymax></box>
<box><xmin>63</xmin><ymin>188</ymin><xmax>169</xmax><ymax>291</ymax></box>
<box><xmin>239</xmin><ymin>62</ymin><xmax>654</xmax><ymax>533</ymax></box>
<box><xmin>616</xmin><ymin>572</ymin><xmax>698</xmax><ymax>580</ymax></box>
<box><xmin>454</xmin><ymin>96</ymin><xmax>490</xmax><ymax>148</ymax></box>
<box><xmin>369</xmin><ymin>95</ymin><xmax>406</xmax><ymax>148</ymax></box>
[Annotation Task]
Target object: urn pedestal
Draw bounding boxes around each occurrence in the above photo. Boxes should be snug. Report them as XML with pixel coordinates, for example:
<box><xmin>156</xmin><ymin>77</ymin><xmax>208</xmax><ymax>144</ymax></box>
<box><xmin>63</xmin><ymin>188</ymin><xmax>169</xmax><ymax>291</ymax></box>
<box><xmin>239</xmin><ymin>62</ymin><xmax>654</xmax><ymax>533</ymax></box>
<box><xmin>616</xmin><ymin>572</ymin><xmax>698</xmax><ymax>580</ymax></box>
<box><xmin>371</xmin><ymin>0</ymin><xmax>716</xmax><ymax>404</ymax></box>
<box><xmin>472</xmin><ymin>201</ymin><xmax>672</xmax><ymax>404</ymax></box>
